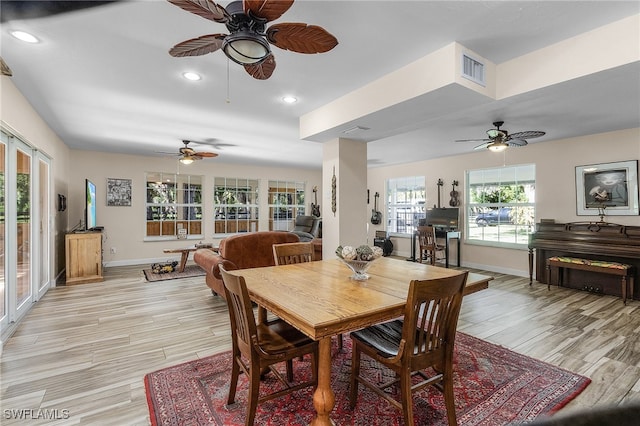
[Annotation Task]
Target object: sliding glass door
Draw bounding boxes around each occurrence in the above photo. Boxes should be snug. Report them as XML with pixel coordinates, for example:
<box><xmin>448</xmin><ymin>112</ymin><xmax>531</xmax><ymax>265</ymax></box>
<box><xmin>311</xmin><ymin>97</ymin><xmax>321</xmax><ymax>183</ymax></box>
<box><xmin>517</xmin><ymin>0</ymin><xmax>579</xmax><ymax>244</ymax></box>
<box><xmin>14</xmin><ymin>138</ymin><xmax>33</xmax><ymax>319</ymax></box>
<box><xmin>0</xmin><ymin>129</ymin><xmax>52</xmax><ymax>334</ymax></box>
<box><xmin>0</xmin><ymin>133</ymin><xmax>6</xmax><ymax>331</ymax></box>
<box><xmin>36</xmin><ymin>154</ymin><xmax>51</xmax><ymax>299</ymax></box>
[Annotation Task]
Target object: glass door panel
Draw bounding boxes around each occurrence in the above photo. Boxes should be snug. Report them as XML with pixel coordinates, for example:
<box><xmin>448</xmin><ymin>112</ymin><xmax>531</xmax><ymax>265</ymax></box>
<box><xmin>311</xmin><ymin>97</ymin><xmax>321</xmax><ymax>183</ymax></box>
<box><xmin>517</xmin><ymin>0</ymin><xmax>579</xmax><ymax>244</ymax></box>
<box><xmin>0</xmin><ymin>135</ymin><xmax>6</xmax><ymax>329</ymax></box>
<box><xmin>37</xmin><ymin>156</ymin><xmax>50</xmax><ymax>296</ymax></box>
<box><xmin>15</xmin><ymin>145</ymin><xmax>31</xmax><ymax>312</ymax></box>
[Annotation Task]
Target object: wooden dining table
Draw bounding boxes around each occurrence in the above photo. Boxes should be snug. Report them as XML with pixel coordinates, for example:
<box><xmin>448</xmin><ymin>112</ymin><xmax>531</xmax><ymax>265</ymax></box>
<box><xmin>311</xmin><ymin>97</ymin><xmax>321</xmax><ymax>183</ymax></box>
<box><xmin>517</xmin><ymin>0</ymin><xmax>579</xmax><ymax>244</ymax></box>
<box><xmin>229</xmin><ymin>256</ymin><xmax>493</xmax><ymax>426</ymax></box>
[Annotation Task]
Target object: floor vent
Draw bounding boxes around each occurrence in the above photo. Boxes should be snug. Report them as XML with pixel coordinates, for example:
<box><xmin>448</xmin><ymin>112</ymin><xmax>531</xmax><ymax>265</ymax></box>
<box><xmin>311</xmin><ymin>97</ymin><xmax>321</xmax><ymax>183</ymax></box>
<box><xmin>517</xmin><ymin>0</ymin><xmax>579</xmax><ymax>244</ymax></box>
<box><xmin>462</xmin><ymin>54</ymin><xmax>485</xmax><ymax>86</ymax></box>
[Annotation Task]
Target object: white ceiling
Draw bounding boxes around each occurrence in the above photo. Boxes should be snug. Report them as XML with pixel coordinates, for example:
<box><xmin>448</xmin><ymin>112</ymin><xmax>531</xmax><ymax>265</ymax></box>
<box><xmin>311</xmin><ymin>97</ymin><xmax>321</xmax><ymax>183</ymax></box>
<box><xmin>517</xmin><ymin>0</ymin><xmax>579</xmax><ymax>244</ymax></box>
<box><xmin>1</xmin><ymin>1</ymin><xmax>639</xmax><ymax>169</ymax></box>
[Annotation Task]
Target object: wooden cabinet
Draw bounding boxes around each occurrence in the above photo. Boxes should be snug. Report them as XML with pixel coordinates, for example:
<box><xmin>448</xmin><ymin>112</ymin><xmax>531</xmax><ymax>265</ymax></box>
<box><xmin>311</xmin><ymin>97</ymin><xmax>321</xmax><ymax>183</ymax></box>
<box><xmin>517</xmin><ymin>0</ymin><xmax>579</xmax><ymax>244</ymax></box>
<box><xmin>65</xmin><ymin>232</ymin><xmax>103</xmax><ymax>285</ymax></box>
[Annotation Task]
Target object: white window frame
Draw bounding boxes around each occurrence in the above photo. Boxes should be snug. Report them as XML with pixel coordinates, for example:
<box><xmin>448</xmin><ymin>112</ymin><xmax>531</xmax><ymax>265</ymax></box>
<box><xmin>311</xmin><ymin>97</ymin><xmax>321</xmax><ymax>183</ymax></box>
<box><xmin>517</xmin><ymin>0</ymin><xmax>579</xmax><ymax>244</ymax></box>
<box><xmin>466</xmin><ymin>164</ymin><xmax>536</xmax><ymax>249</ymax></box>
<box><xmin>267</xmin><ymin>180</ymin><xmax>305</xmax><ymax>231</ymax></box>
<box><xmin>213</xmin><ymin>177</ymin><xmax>259</xmax><ymax>236</ymax></box>
<box><xmin>145</xmin><ymin>172</ymin><xmax>203</xmax><ymax>241</ymax></box>
<box><xmin>386</xmin><ymin>176</ymin><xmax>426</xmax><ymax>237</ymax></box>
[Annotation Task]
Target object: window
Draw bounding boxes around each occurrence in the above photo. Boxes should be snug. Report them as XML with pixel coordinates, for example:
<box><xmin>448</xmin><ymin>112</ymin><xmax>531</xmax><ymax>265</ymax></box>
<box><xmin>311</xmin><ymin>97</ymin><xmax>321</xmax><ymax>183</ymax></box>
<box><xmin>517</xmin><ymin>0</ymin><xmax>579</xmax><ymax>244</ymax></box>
<box><xmin>268</xmin><ymin>180</ymin><xmax>305</xmax><ymax>231</ymax></box>
<box><xmin>214</xmin><ymin>177</ymin><xmax>259</xmax><ymax>235</ymax></box>
<box><xmin>466</xmin><ymin>164</ymin><xmax>535</xmax><ymax>247</ymax></box>
<box><xmin>146</xmin><ymin>172</ymin><xmax>202</xmax><ymax>239</ymax></box>
<box><xmin>386</xmin><ymin>176</ymin><xmax>426</xmax><ymax>236</ymax></box>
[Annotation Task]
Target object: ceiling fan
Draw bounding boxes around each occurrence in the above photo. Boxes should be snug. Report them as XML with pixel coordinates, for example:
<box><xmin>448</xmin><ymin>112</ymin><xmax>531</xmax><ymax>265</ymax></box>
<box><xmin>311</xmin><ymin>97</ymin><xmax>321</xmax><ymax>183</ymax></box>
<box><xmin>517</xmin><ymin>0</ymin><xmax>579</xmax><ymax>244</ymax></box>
<box><xmin>160</xmin><ymin>140</ymin><xmax>219</xmax><ymax>164</ymax></box>
<box><xmin>166</xmin><ymin>0</ymin><xmax>338</xmax><ymax>80</ymax></box>
<box><xmin>455</xmin><ymin>121</ymin><xmax>546</xmax><ymax>152</ymax></box>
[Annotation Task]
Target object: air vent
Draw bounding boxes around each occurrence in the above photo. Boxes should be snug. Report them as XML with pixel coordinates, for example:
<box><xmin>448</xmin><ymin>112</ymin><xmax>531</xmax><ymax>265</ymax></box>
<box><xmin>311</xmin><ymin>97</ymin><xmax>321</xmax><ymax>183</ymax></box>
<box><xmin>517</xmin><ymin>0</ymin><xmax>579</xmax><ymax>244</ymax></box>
<box><xmin>461</xmin><ymin>54</ymin><xmax>485</xmax><ymax>86</ymax></box>
<box><xmin>342</xmin><ymin>125</ymin><xmax>370</xmax><ymax>134</ymax></box>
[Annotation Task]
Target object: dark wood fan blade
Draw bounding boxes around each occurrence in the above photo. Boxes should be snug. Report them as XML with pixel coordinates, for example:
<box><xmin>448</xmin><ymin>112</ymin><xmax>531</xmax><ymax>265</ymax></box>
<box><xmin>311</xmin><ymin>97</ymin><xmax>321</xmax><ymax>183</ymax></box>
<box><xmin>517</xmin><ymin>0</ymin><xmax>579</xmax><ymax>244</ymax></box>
<box><xmin>455</xmin><ymin>138</ymin><xmax>491</xmax><ymax>143</ymax></box>
<box><xmin>244</xmin><ymin>54</ymin><xmax>276</xmax><ymax>79</ymax></box>
<box><xmin>474</xmin><ymin>142</ymin><xmax>492</xmax><ymax>150</ymax></box>
<box><xmin>194</xmin><ymin>152</ymin><xmax>218</xmax><ymax>158</ymax></box>
<box><xmin>509</xmin><ymin>130</ymin><xmax>545</xmax><ymax>139</ymax></box>
<box><xmin>266</xmin><ymin>23</ymin><xmax>338</xmax><ymax>53</ymax></box>
<box><xmin>243</xmin><ymin>0</ymin><xmax>293</xmax><ymax>22</ymax></box>
<box><xmin>507</xmin><ymin>139</ymin><xmax>528</xmax><ymax>147</ymax></box>
<box><xmin>1</xmin><ymin>57</ymin><xmax>12</xmax><ymax>76</ymax></box>
<box><xmin>167</xmin><ymin>0</ymin><xmax>228</xmax><ymax>23</ymax></box>
<box><xmin>169</xmin><ymin>34</ymin><xmax>226</xmax><ymax>57</ymax></box>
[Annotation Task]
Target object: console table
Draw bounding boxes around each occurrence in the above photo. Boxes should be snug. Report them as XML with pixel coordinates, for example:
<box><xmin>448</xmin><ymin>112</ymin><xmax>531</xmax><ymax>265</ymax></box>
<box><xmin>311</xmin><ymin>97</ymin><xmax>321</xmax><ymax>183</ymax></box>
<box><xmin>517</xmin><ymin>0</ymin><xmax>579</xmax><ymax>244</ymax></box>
<box><xmin>411</xmin><ymin>229</ymin><xmax>460</xmax><ymax>268</ymax></box>
<box><xmin>65</xmin><ymin>231</ymin><xmax>103</xmax><ymax>285</ymax></box>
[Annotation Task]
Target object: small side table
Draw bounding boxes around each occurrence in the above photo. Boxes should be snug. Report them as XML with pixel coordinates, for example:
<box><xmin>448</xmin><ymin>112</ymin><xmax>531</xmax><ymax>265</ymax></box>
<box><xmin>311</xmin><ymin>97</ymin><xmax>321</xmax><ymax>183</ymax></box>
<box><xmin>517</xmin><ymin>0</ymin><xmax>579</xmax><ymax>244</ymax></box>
<box><xmin>163</xmin><ymin>245</ymin><xmax>217</xmax><ymax>273</ymax></box>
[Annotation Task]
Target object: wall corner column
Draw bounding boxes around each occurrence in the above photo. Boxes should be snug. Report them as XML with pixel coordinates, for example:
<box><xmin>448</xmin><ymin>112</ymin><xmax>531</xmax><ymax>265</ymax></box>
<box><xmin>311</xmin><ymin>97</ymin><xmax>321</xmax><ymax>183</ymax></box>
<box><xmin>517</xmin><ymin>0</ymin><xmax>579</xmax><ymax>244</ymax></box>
<box><xmin>321</xmin><ymin>138</ymin><xmax>368</xmax><ymax>259</ymax></box>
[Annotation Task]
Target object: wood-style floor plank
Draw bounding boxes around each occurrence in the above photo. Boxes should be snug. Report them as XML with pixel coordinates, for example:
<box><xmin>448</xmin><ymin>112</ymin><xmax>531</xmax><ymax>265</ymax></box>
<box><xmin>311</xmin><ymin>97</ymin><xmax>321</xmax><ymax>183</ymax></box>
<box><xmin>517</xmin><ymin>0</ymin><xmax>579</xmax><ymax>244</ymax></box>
<box><xmin>1</xmin><ymin>263</ymin><xmax>640</xmax><ymax>424</ymax></box>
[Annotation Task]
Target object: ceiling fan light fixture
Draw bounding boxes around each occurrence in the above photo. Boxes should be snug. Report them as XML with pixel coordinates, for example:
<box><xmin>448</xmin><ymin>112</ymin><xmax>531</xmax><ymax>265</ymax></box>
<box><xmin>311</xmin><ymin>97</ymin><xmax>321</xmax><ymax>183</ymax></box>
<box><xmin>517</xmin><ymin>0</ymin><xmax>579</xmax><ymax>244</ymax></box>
<box><xmin>487</xmin><ymin>141</ymin><xmax>508</xmax><ymax>152</ymax></box>
<box><xmin>222</xmin><ymin>31</ymin><xmax>270</xmax><ymax>65</ymax></box>
<box><xmin>179</xmin><ymin>156</ymin><xmax>195</xmax><ymax>165</ymax></box>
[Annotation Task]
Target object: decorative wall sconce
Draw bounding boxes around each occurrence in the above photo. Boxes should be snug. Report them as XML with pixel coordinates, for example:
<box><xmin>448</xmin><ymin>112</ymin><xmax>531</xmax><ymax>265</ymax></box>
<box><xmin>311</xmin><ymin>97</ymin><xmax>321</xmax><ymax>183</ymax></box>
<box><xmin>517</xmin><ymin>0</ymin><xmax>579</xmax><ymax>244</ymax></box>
<box><xmin>58</xmin><ymin>194</ymin><xmax>67</xmax><ymax>212</ymax></box>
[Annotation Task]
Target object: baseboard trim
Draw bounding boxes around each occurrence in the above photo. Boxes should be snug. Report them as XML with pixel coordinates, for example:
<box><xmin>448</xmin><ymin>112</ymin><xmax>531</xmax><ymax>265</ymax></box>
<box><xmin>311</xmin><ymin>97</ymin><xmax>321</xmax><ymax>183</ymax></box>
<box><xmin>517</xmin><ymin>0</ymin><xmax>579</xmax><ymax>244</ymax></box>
<box><xmin>462</xmin><ymin>261</ymin><xmax>528</xmax><ymax>278</ymax></box>
<box><xmin>104</xmin><ymin>256</ymin><xmax>182</xmax><ymax>268</ymax></box>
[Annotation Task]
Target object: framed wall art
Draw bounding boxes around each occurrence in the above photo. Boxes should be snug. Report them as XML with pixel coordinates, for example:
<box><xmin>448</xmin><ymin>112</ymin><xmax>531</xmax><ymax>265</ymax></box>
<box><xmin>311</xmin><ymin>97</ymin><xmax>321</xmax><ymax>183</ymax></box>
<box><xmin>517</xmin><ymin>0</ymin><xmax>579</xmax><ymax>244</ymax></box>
<box><xmin>575</xmin><ymin>160</ymin><xmax>639</xmax><ymax>216</ymax></box>
<box><xmin>107</xmin><ymin>178</ymin><xmax>132</xmax><ymax>206</ymax></box>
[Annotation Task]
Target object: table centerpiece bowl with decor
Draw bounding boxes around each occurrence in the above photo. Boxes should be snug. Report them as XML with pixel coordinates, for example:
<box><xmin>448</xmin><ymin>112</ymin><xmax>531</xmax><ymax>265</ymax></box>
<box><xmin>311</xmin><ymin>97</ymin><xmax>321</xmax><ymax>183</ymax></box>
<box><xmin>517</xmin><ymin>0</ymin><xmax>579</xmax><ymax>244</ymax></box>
<box><xmin>336</xmin><ymin>244</ymin><xmax>384</xmax><ymax>280</ymax></box>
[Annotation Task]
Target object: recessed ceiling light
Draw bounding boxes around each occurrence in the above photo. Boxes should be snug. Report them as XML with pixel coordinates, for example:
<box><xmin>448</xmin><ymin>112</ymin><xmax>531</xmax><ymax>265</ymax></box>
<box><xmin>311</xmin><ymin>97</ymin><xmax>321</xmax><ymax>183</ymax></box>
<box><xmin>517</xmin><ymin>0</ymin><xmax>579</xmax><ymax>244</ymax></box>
<box><xmin>282</xmin><ymin>96</ymin><xmax>297</xmax><ymax>104</ymax></box>
<box><xmin>10</xmin><ymin>30</ymin><xmax>39</xmax><ymax>43</ymax></box>
<box><xmin>182</xmin><ymin>72</ymin><xmax>201</xmax><ymax>81</ymax></box>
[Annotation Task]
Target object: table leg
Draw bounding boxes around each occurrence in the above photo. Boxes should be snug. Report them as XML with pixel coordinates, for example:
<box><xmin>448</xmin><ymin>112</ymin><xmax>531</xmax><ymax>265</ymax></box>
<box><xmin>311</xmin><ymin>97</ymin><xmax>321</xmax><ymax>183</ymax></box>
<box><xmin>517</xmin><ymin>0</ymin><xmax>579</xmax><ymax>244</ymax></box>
<box><xmin>310</xmin><ymin>337</ymin><xmax>335</xmax><ymax>426</ymax></box>
<box><xmin>445</xmin><ymin>236</ymin><xmax>450</xmax><ymax>268</ymax></box>
<box><xmin>178</xmin><ymin>251</ymin><xmax>189</xmax><ymax>273</ymax></box>
<box><xmin>528</xmin><ymin>248</ymin><xmax>534</xmax><ymax>285</ymax></box>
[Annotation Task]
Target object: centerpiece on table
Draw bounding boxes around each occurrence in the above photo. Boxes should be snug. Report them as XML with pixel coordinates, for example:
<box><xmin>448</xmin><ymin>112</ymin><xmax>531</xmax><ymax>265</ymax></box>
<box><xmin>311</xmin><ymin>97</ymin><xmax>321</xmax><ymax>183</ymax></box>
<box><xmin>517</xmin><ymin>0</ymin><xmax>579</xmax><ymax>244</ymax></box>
<box><xmin>335</xmin><ymin>244</ymin><xmax>384</xmax><ymax>280</ymax></box>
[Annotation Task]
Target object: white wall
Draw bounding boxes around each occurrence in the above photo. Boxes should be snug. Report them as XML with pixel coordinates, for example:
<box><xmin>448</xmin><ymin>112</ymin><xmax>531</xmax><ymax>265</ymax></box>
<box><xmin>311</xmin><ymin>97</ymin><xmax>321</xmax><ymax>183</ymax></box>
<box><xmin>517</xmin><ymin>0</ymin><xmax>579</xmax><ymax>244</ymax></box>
<box><xmin>67</xmin><ymin>150</ymin><xmax>322</xmax><ymax>266</ymax></box>
<box><xmin>0</xmin><ymin>77</ymin><xmax>71</xmax><ymax>278</ymax></box>
<box><xmin>367</xmin><ymin>128</ymin><xmax>640</xmax><ymax>277</ymax></box>
<box><xmin>4</xmin><ymin>74</ymin><xmax>639</xmax><ymax>279</ymax></box>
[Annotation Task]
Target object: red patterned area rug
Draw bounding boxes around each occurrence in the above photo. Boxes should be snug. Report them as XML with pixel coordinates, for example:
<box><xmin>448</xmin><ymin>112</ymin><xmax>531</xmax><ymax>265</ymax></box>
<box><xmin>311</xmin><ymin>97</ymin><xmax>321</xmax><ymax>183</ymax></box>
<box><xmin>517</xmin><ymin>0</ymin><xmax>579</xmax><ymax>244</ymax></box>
<box><xmin>144</xmin><ymin>333</ymin><xmax>590</xmax><ymax>426</ymax></box>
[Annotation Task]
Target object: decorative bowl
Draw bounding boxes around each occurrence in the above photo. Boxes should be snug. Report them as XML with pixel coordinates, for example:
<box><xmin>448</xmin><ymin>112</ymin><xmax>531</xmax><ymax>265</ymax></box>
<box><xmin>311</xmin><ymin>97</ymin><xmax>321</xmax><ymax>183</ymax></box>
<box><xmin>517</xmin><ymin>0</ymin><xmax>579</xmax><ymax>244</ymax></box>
<box><xmin>340</xmin><ymin>258</ymin><xmax>378</xmax><ymax>281</ymax></box>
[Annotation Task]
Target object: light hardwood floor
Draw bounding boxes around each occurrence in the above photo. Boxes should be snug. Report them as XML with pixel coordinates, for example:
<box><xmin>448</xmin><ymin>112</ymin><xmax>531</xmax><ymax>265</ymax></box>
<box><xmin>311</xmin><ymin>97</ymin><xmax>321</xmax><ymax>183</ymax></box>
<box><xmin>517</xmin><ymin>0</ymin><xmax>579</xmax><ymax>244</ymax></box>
<box><xmin>1</xmin><ymin>262</ymin><xmax>639</xmax><ymax>425</ymax></box>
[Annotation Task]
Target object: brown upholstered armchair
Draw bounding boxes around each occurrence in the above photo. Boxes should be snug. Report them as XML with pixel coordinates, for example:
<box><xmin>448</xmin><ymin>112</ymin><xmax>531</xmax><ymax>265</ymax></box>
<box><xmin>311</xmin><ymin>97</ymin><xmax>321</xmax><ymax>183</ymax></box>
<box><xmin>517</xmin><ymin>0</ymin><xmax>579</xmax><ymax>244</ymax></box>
<box><xmin>290</xmin><ymin>215</ymin><xmax>321</xmax><ymax>242</ymax></box>
<box><xmin>194</xmin><ymin>231</ymin><xmax>300</xmax><ymax>297</ymax></box>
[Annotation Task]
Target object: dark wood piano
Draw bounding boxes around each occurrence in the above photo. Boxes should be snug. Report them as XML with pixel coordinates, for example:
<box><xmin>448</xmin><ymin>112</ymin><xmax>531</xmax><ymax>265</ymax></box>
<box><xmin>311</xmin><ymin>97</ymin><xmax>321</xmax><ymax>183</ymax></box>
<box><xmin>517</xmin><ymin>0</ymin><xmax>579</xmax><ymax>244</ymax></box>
<box><xmin>529</xmin><ymin>221</ymin><xmax>640</xmax><ymax>300</ymax></box>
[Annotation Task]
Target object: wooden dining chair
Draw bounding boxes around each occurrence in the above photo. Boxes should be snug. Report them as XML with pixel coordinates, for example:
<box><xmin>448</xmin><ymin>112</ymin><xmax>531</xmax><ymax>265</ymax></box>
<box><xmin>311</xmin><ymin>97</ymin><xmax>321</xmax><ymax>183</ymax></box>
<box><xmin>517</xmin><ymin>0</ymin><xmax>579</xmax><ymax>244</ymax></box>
<box><xmin>219</xmin><ymin>265</ymin><xmax>319</xmax><ymax>426</ymax></box>
<box><xmin>272</xmin><ymin>242</ymin><xmax>344</xmax><ymax>352</ymax></box>
<box><xmin>272</xmin><ymin>242</ymin><xmax>315</xmax><ymax>265</ymax></box>
<box><xmin>416</xmin><ymin>225</ymin><xmax>445</xmax><ymax>265</ymax></box>
<box><xmin>349</xmin><ymin>271</ymin><xmax>469</xmax><ymax>426</ymax></box>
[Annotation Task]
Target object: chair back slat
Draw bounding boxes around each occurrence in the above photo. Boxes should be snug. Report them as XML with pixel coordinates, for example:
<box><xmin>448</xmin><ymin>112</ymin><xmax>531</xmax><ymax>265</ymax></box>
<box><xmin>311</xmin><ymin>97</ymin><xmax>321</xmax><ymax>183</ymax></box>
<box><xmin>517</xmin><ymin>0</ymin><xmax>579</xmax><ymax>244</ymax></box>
<box><xmin>220</xmin><ymin>265</ymin><xmax>257</xmax><ymax>355</ymax></box>
<box><xmin>403</xmin><ymin>272</ymin><xmax>468</xmax><ymax>358</ymax></box>
<box><xmin>416</xmin><ymin>225</ymin><xmax>438</xmax><ymax>248</ymax></box>
<box><xmin>273</xmin><ymin>242</ymin><xmax>314</xmax><ymax>265</ymax></box>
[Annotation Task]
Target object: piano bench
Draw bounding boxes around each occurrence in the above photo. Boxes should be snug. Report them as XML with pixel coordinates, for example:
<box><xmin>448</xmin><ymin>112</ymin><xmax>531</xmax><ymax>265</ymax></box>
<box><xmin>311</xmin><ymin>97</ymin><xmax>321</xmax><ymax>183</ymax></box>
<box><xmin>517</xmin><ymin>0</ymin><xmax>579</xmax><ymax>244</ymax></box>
<box><xmin>546</xmin><ymin>256</ymin><xmax>635</xmax><ymax>304</ymax></box>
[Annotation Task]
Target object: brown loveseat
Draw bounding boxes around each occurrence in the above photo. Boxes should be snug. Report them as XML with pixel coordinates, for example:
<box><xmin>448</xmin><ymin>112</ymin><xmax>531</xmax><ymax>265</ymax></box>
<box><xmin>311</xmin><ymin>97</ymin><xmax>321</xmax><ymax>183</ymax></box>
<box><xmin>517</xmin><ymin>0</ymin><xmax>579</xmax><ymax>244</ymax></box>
<box><xmin>194</xmin><ymin>231</ymin><xmax>300</xmax><ymax>297</ymax></box>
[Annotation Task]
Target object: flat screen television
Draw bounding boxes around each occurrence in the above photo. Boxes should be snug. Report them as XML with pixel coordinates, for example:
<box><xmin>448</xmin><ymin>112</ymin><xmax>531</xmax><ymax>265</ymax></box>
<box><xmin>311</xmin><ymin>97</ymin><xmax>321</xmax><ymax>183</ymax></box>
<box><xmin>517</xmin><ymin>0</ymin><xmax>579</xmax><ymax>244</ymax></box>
<box><xmin>85</xmin><ymin>179</ymin><xmax>97</xmax><ymax>231</ymax></box>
